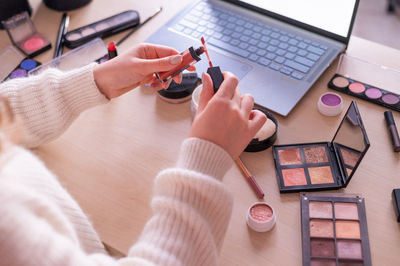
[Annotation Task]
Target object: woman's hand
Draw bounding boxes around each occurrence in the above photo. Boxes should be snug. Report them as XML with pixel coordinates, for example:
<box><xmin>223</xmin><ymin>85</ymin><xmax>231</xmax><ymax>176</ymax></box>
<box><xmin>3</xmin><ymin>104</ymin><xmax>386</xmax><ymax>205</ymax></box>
<box><xmin>93</xmin><ymin>43</ymin><xmax>193</xmax><ymax>98</ymax></box>
<box><xmin>189</xmin><ymin>72</ymin><xmax>267</xmax><ymax>159</ymax></box>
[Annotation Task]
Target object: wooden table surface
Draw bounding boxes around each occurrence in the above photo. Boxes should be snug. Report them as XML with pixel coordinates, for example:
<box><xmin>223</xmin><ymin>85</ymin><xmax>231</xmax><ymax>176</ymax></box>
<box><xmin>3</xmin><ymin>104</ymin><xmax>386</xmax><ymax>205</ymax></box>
<box><xmin>1</xmin><ymin>0</ymin><xmax>400</xmax><ymax>265</ymax></box>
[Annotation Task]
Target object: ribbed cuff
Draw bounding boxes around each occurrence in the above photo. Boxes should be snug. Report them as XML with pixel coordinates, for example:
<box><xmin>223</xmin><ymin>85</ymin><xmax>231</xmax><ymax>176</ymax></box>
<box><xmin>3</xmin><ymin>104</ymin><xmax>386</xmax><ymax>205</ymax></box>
<box><xmin>55</xmin><ymin>63</ymin><xmax>109</xmax><ymax>114</ymax></box>
<box><xmin>176</xmin><ymin>138</ymin><xmax>233</xmax><ymax>180</ymax></box>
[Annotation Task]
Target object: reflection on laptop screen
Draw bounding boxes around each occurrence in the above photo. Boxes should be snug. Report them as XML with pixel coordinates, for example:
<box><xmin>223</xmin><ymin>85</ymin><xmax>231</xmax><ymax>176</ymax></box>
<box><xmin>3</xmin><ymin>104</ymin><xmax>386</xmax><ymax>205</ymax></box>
<box><xmin>238</xmin><ymin>0</ymin><xmax>357</xmax><ymax>37</ymax></box>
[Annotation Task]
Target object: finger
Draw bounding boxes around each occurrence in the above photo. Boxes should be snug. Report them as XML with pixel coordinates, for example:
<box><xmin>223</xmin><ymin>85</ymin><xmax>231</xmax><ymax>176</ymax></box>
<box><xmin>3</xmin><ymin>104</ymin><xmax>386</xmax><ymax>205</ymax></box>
<box><xmin>232</xmin><ymin>87</ymin><xmax>241</xmax><ymax>105</ymax></box>
<box><xmin>142</xmin><ymin>43</ymin><xmax>180</xmax><ymax>59</ymax></box>
<box><xmin>172</xmin><ymin>73</ymin><xmax>183</xmax><ymax>84</ymax></box>
<box><xmin>248</xmin><ymin>110</ymin><xmax>267</xmax><ymax>136</ymax></box>
<box><xmin>198</xmin><ymin>73</ymin><xmax>214</xmax><ymax>113</ymax></box>
<box><xmin>214</xmin><ymin>72</ymin><xmax>238</xmax><ymax>99</ymax></box>
<box><xmin>240</xmin><ymin>94</ymin><xmax>255</xmax><ymax>118</ymax></box>
<box><xmin>138</xmin><ymin>54</ymin><xmax>183</xmax><ymax>73</ymax></box>
<box><xmin>187</xmin><ymin>65</ymin><xmax>196</xmax><ymax>71</ymax></box>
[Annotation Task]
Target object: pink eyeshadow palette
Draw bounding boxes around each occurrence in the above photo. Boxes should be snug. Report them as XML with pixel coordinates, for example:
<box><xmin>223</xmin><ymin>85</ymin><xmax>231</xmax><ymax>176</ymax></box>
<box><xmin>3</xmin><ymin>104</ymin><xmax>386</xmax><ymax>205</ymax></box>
<box><xmin>301</xmin><ymin>194</ymin><xmax>371</xmax><ymax>266</ymax></box>
<box><xmin>272</xmin><ymin>102</ymin><xmax>370</xmax><ymax>193</ymax></box>
<box><xmin>64</xmin><ymin>10</ymin><xmax>140</xmax><ymax>49</ymax></box>
<box><xmin>2</xmin><ymin>12</ymin><xmax>51</xmax><ymax>57</ymax></box>
<box><xmin>329</xmin><ymin>74</ymin><xmax>400</xmax><ymax>112</ymax></box>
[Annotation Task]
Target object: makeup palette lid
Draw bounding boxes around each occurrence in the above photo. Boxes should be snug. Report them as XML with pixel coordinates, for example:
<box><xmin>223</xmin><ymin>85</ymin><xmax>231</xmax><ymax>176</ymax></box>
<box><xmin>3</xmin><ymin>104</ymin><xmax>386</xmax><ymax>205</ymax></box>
<box><xmin>331</xmin><ymin>101</ymin><xmax>370</xmax><ymax>187</ymax></box>
<box><xmin>0</xmin><ymin>46</ymin><xmax>25</xmax><ymax>82</ymax></box>
<box><xmin>336</xmin><ymin>53</ymin><xmax>400</xmax><ymax>95</ymax></box>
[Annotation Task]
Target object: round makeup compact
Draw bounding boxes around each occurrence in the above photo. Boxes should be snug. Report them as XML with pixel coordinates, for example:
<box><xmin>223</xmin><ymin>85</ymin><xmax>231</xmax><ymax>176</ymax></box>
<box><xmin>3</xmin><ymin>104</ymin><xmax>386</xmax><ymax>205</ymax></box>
<box><xmin>245</xmin><ymin>108</ymin><xmax>278</xmax><ymax>152</ymax></box>
<box><xmin>317</xmin><ymin>92</ymin><xmax>344</xmax><ymax>116</ymax></box>
<box><xmin>246</xmin><ymin>202</ymin><xmax>276</xmax><ymax>232</ymax></box>
<box><xmin>157</xmin><ymin>73</ymin><xmax>200</xmax><ymax>104</ymax></box>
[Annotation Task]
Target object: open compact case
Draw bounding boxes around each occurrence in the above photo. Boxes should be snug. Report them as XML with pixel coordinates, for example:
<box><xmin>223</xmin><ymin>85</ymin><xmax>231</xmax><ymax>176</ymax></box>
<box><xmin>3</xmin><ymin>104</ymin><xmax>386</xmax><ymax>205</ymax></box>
<box><xmin>272</xmin><ymin>101</ymin><xmax>370</xmax><ymax>193</ymax></box>
<box><xmin>328</xmin><ymin>53</ymin><xmax>400</xmax><ymax>112</ymax></box>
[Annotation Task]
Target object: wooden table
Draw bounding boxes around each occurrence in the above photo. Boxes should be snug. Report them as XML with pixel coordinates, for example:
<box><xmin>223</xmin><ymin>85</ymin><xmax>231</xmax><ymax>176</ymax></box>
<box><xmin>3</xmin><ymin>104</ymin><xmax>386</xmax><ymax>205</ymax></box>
<box><xmin>1</xmin><ymin>0</ymin><xmax>400</xmax><ymax>265</ymax></box>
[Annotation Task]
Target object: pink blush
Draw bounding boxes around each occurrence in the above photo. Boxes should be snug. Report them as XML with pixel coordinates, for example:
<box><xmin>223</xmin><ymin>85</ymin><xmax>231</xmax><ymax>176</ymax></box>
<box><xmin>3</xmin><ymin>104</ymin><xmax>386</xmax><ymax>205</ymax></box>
<box><xmin>250</xmin><ymin>204</ymin><xmax>273</xmax><ymax>222</ymax></box>
<box><xmin>23</xmin><ymin>37</ymin><xmax>45</xmax><ymax>51</ymax></box>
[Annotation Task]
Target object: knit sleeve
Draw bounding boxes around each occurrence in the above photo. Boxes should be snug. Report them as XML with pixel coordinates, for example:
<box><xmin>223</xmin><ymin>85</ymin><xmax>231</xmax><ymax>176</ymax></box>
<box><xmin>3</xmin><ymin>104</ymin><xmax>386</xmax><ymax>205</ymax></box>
<box><xmin>0</xmin><ymin>63</ymin><xmax>108</xmax><ymax>148</ymax></box>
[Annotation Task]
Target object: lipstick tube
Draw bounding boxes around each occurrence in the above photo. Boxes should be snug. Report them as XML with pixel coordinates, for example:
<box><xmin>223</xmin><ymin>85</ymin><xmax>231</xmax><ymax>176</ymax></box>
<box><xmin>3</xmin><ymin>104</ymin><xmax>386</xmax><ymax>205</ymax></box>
<box><xmin>155</xmin><ymin>46</ymin><xmax>204</xmax><ymax>84</ymax></box>
<box><xmin>384</xmin><ymin>110</ymin><xmax>400</xmax><ymax>152</ymax></box>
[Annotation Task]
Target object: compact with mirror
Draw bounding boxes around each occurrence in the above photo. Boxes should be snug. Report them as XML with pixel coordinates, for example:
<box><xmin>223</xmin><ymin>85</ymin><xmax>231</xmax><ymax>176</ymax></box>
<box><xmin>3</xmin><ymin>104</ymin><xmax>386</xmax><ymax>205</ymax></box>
<box><xmin>272</xmin><ymin>101</ymin><xmax>370</xmax><ymax>193</ymax></box>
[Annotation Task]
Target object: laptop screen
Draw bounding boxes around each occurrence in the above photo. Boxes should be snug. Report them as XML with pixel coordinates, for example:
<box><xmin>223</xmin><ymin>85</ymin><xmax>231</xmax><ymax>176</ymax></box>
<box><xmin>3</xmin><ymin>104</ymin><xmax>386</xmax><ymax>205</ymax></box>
<box><xmin>236</xmin><ymin>0</ymin><xmax>357</xmax><ymax>38</ymax></box>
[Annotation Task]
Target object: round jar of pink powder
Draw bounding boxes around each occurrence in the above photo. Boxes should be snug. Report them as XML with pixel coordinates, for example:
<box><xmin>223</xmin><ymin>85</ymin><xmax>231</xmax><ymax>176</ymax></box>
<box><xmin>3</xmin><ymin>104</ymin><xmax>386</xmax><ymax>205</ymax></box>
<box><xmin>246</xmin><ymin>202</ymin><xmax>276</xmax><ymax>232</ymax></box>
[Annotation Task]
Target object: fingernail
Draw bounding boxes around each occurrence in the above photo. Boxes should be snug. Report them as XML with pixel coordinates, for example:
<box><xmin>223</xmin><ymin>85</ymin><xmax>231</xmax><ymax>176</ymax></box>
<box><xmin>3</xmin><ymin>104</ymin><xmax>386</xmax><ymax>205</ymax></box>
<box><xmin>170</xmin><ymin>55</ymin><xmax>182</xmax><ymax>65</ymax></box>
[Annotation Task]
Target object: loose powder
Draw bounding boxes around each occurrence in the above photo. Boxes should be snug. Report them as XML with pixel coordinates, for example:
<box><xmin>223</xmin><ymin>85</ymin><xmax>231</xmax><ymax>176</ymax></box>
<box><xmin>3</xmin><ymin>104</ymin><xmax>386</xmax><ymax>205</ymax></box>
<box><xmin>254</xmin><ymin>118</ymin><xmax>276</xmax><ymax>141</ymax></box>
<box><xmin>250</xmin><ymin>204</ymin><xmax>273</xmax><ymax>222</ymax></box>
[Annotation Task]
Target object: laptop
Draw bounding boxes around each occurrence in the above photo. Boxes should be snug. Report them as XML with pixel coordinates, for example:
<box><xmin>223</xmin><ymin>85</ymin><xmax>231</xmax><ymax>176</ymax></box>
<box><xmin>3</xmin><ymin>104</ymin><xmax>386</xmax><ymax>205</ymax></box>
<box><xmin>146</xmin><ymin>0</ymin><xmax>360</xmax><ymax>116</ymax></box>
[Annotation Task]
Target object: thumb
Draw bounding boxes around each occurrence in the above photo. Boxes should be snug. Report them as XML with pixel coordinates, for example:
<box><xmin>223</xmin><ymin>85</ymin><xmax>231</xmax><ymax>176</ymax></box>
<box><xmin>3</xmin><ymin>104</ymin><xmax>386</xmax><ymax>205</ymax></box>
<box><xmin>141</xmin><ymin>55</ymin><xmax>183</xmax><ymax>72</ymax></box>
<box><xmin>198</xmin><ymin>73</ymin><xmax>215</xmax><ymax>113</ymax></box>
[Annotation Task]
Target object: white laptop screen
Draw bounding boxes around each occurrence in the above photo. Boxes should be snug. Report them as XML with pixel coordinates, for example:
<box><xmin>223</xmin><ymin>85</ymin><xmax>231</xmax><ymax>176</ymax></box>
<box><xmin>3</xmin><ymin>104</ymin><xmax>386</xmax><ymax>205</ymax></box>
<box><xmin>237</xmin><ymin>0</ymin><xmax>357</xmax><ymax>38</ymax></box>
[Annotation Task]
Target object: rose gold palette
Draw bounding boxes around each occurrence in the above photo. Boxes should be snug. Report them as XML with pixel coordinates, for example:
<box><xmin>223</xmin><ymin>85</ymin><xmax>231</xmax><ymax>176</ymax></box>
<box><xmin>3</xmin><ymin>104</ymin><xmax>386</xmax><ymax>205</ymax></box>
<box><xmin>272</xmin><ymin>101</ymin><xmax>370</xmax><ymax>193</ymax></box>
<box><xmin>301</xmin><ymin>193</ymin><xmax>372</xmax><ymax>266</ymax></box>
<box><xmin>2</xmin><ymin>12</ymin><xmax>51</xmax><ymax>57</ymax></box>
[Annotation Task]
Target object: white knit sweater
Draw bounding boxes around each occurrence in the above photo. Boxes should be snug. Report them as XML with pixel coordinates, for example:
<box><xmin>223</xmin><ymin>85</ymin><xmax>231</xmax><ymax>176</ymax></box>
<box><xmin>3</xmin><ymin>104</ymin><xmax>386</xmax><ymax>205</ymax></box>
<box><xmin>0</xmin><ymin>64</ymin><xmax>234</xmax><ymax>266</ymax></box>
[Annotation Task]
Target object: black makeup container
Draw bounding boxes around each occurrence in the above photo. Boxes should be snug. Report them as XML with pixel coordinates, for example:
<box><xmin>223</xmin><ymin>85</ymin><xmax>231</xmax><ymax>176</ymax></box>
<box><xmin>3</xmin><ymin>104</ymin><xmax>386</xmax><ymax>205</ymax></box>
<box><xmin>245</xmin><ymin>108</ymin><xmax>278</xmax><ymax>152</ymax></box>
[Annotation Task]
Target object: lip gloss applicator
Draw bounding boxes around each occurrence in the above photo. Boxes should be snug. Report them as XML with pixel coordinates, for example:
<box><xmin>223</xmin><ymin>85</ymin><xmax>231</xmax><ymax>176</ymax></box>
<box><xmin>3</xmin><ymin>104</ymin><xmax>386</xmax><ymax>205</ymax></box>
<box><xmin>201</xmin><ymin>36</ymin><xmax>224</xmax><ymax>93</ymax></box>
<box><xmin>155</xmin><ymin>45</ymin><xmax>205</xmax><ymax>87</ymax></box>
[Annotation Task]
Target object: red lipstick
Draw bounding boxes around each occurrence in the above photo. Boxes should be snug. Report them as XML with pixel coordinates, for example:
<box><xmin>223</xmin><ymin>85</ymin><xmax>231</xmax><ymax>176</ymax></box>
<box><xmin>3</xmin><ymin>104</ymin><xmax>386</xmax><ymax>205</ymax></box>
<box><xmin>107</xmin><ymin>41</ymin><xmax>118</xmax><ymax>59</ymax></box>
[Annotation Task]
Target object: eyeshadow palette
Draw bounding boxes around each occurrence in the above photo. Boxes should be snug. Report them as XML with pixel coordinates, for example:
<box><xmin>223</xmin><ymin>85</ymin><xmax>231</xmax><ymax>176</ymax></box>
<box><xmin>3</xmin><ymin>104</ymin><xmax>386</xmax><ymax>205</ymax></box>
<box><xmin>2</xmin><ymin>11</ymin><xmax>51</xmax><ymax>57</ymax></box>
<box><xmin>329</xmin><ymin>73</ymin><xmax>400</xmax><ymax>112</ymax></box>
<box><xmin>301</xmin><ymin>193</ymin><xmax>371</xmax><ymax>266</ymax></box>
<box><xmin>64</xmin><ymin>10</ymin><xmax>140</xmax><ymax>49</ymax></box>
<box><xmin>4</xmin><ymin>58</ymin><xmax>41</xmax><ymax>81</ymax></box>
<box><xmin>273</xmin><ymin>101</ymin><xmax>370</xmax><ymax>193</ymax></box>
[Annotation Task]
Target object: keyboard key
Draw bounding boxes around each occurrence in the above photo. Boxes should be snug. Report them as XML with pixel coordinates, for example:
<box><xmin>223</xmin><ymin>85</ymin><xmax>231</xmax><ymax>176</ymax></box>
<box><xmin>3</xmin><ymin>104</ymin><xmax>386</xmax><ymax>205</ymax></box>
<box><xmin>252</xmin><ymin>32</ymin><xmax>262</xmax><ymax>39</ymax></box>
<box><xmin>234</xmin><ymin>26</ymin><xmax>244</xmax><ymax>33</ymax></box>
<box><xmin>284</xmin><ymin>60</ymin><xmax>310</xmax><ymax>73</ymax></box>
<box><xmin>202</xmin><ymin>14</ymin><xmax>211</xmax><ymax>20</ymax></box>
<box><xmin>239</xmin><ymin>42</ymin><xmax>249</xmax><ymax>49</ymax></box>
<box><xmin>256</xmin><ymin>49</ymin><xmax>266</xmax><ymax>56</ymax></box>
<box><xmin>267</xmin><ymin>46</ymin><xmax>277</xmax><ymax>52</ymax></box>
<box><xmin>288</xmin><ymin>46</ymin><xmax>298</xmax><ymax>53</ymax></box>
<box><xmin>183</xmin><ymin>28</ymin><xmax>193</xmax><ymax>35</ymax></box>
<box><xmin>222</xmin><ymin>35</ymin><xmax>231</xmax><ymax>42</ymax></box>
<box><xmin>291</xmin><ymin>71</ymin><xmax>305</xmax><ymax>80</ymax></box>
<box><xmin>236</xmin><ymin>19</ymin><xmax>245</xmax><ymax>26</ymax></box>
<box><xmin>206</xmin><ymin>22</ymin><xmax>215</xmax><ymax>29</ymax></box>
<box><xmin>214</xmin><ymin>25</ymin><xmax>223</xmax><ymax>32</ymax></box>
<box><xmin>312</xmin><ymin>41</ymin><xmax>319</xmax><ymax>46</ymax></box>
<box><xmin>294</xmin><ymin>56</ymin><xmax>314</xmax><ymax>67</ymax></box>
<box><xmin>230</xmin><ymin>39</ymin><xmax>240</xmax><ymax>46</ymax></box>
<box><xmin>297</xmin><ymin>49</ymin><xmax>307</xmax><ymax>56</ymax></box>
<box><xmin>189</xmin><ymin>10</ymin><xmax>202</xmax><ymax>17</ymax></box>
<box><xmin>243</xmin><ymin>29</ymin><xmax>252</xmax><ymax>36</ymax></box>
<box><xmin>298</xmin><ymin>42</ymin><xmax>307</xmax><ymax>49</ymax></box>
<box><xmin>284</xmin><ymin>52</ymin><xmax>295</xmax><ymax>59</ymax></box>
<box><xmin>244</xmin><ymin>22</ymin><xmax>253</xmax><ymax>29</ymax></box>
<box><xmin>249</xmin><ymin>54</ymin><xmax>259</xmax><ymax>62</ymax></box>
<box><xmin>223</xmin><ymin>29</ymin><xmax>233</xmax><ymax>35</ymax></box>
<box><xmin>213</xmin><ymin>32</ymin><xmax>223</xmax><ymax>39</ymax></box>
<box><xmin>205</xmin><ymin>29</ymin><xmax>214</xmax><ymax>35</ymax></box>
<box><xmin>217</xmin><ymin>20</ymin><xmax>228</xmax><ymax>26</ymax></box>
<box><xmin>240</xmin><ymin>35</ymin><xmax>250</xmax><ymax>42</ymax></box>
<box><xmin>276</xmin><ymin>49</ymin><xmax>285</xmax><ymax>56</ymax></box>
<box><xmin>278</xmin><ymin>43</ymin><xmax>289</xmax><ymax>49</ymax></box>
<box><xmin>320</xmin><ymin>44</ymin><xmax>328</xmax><ymax>50</ymax></box>
<box><xmin>179</xmin><ymin>19</ymin><xmax>197</xmax><ymax>29</ymax></box>
<box><xmin>198</xmin><ymin>20</ymin><xmax>207</xmax><ymax>26</ymax></box>
<box><xmin>209</xmin><ymin>37</ymin><xmax>250</xmax><ymax>58</ymax></box>
<box><xmin>192</xmin><ymin>31</ymin><xmax>201</xmax><ymax>38</ymax></box>
<box><xmin>288</xmin><ymin>39</ymin><xmax>299</xmax><ymax>46</ymax></box>
<box><xmin>261</xmin><ymin>29</ymin><xmax>271</xmax><ymax>35</ymax></box>
<box><xmin>266</xmin><ymin>53</ymin><xmax>276</xmax><ymax>60</ymax></box>
<box><xmin>270</xmin><ymin>39</ymin><xmax>279</xmax><ymax>46</ymax></box>
<box><xmin>227</xmin><ymin>23</ymin><xmax>235</xmax><ymax>29</ymax></box>
<box><xmin>228</xmin><ymin>16</ymin><xmax>236</xmax><ymax>23</ymax></box>
<box><xmin>274</xmin><ymin>56</ymin><xmax>285</xmax><ymax>64</ymax></box>
<box><xmin>307</xmin><ymin>53</ymin><xmax>320</xmax><ymax>61</ymax></box>
<box><xmin>249</xmin><ymin>39</ymin><xmax>258</xmax><ymax>46</ymax></box>
<box><xmin>280</xmin><ymin>66</ymin><xmax>293</xmax><ymax>75</ymax></box>
<box><xmin>185</xmin><ymin>15</ymin><xmax>199</xmax><ymax>23</ymax></box>
<box><xmin>258</xmin><ymin>57</ymin><xmax>271</xmax><ymax>66</ymax></box>
<box><xmin>232</xmin><ymin>32</ymin><xmax>241</xmax><ymax>39</ymax></box>
<box><xmin>288</xmin><ymin>33</ymin><xmax>295</xmax><ymax>38</ymax></box>
<box><xmin>257</xmin><ymin>42</ymin><xmax>268</xmax><ymax>49</ymax></box>
<box><xmin>271</xmin><ymin>32</ymin><xmax>280</xmax><ymax>39</ymax></box>
<box><xmin>261</xmin><ymin>36</ymin><xmax>270</xmax><ymax>42</ymax></box>
<box><xmin>295</xmin><ymin>36</ymin><xmax>303</xmax><ymax>41</ymax></box>
<box><xmin>307</xmin><ymin>45</ymin><xmax>324</xmax><ymax>56</ymax></box>
<box><xmin>173</xmin><ymin>24</ymin><xmax>184</xmax><ymax>32</ymax></box>
<box><xmin>304</xmin><ymin>39</ymin><xmax>311</xmax><ymax>44</ymax></box>
<box><xmin>279</xmin><ymin>36</ymin><xmax>289</xmax><ymax>42</ymax></box>
<box><xmin>269</xmin><ymin>62</ymin><xmax>281</xmax><ymax>71</ymax></box>
<box><xmin>248</xmin><ymin>46</ymin><xmax>257</xmax><ymax>53</ymax></box>
<box><xmin>253</xmin><ymin>26</ymin><xmax>262</xmax><ymax>32</ymax></box>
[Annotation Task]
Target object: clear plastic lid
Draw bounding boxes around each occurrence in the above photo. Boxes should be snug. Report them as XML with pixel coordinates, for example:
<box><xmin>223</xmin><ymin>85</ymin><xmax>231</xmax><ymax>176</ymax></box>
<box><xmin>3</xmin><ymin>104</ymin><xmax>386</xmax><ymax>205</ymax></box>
<box><xmin>336</xmin><ymin>53</ymin><xmax>400</xmax><ymax>94</ymax></box>
<box><xmin>29</xmin><ymin>38</ymin><xmax>107</xmax><ymax>75</ymax></box>
<box><xmin>0</xmin><ymin>46</ymin><xmax>25</xmax><ymax>82</ymax></box>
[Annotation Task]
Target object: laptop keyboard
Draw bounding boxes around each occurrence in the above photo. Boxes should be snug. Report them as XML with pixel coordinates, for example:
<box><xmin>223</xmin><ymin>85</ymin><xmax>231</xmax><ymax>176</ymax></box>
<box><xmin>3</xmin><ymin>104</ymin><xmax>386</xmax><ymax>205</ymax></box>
<box><xmin>171</xmin><ymin>1</ymin><xmax>328</xmax><ymax>81</ymax></box>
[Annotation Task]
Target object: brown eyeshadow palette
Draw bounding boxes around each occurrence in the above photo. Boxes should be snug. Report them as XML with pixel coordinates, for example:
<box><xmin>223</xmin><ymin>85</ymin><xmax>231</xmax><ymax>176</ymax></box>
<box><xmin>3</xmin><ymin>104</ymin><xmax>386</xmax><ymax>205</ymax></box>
<box><xmin>329</xmin><ymin>73</ymin><xmax>400</xmax><ymax>112</ymax></box>
<box><xmin>273</xmin><ymin>101</ymin><xmax>370</xmax><ymax>193</ymax></box>
<box><xmin>301</xmin><ymin>194</ymin><xmax>371</xmax><ymax>266</ymax></box>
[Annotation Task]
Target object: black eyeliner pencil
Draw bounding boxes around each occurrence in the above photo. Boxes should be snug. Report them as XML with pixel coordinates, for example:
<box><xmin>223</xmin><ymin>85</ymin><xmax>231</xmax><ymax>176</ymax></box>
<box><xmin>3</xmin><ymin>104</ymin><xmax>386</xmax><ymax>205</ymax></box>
<box><xmin>116</xmin><ymin>7</ymin><xmax>162</xmax><ymax>46</ymax></box>
<box><xmin>54</xmin><ymin>13</ymin><xmax>70</xmax><ymax>58</ymax></box>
